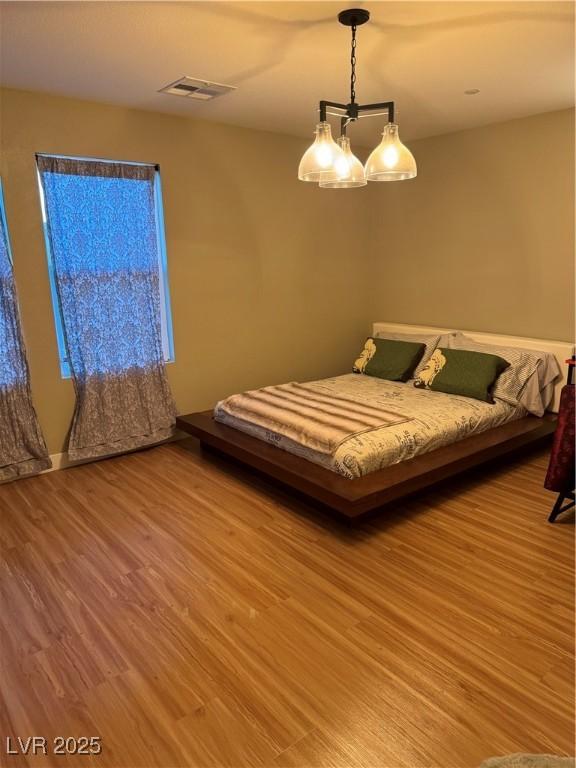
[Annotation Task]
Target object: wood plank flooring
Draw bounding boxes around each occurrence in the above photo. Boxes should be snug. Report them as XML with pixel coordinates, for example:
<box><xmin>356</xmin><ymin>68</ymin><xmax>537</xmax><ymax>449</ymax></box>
<box><xmin>0</xmin><ymin>440</ymin><xmax>573</xmax><ymax>768</ymax></box>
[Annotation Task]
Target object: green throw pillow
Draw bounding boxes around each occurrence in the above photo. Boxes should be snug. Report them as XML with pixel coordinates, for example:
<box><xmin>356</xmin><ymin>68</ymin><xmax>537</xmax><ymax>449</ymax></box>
<box><xmin>353</xmin><ymin>337</ymin><xmax>425</xmax><ymax>382</ymax></box>
<box><xmin>414</xmin><ymin>348</ymin><xmax>510</xmax><ymax>403</ymax></box>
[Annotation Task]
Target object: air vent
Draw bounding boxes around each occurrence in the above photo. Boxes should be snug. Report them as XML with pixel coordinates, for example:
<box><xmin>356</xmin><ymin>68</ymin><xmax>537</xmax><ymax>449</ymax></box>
<box><xmin>159</xmin><ymin>76</ymin><xmax>236</xmax><ymax>101</ymax></box>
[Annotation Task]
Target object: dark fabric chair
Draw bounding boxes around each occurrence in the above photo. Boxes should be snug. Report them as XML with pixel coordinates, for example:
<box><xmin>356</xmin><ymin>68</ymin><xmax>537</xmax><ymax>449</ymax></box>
<box><xmin>545</xmin><ymin>379</ymin><xmax>575</xmax><ymax>522</ymax></box>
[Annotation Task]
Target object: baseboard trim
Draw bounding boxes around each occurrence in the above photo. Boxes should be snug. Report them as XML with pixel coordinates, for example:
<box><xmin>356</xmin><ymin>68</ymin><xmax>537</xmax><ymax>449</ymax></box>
<box><xmin>43</xmin><ymin>430</ymin><xmax>189</xmax><ymax>474</ymax></box>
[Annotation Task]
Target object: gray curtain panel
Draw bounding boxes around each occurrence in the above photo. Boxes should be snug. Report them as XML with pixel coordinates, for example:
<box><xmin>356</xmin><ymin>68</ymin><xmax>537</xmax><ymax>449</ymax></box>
<box><xmin>0</xmin><ymin>198</ymin><xmax>51</xmax><ymax>482</ymax></box>
<box><xmin>37</xmin><ymin>155</ymin><xmax>176</xmax><ymax>461</ymax></box>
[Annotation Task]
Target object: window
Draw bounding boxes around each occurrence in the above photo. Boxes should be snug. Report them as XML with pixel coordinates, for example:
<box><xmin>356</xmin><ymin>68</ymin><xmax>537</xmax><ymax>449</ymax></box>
<box><xmin>0</xmin><ymin>180</ymin><xmax>12</xmax><ymax>265</ymax></box>
<box><xmin>36</xmin><ymin>155</ymin><xmax>174</xmax><ymax>378</ymax></box>
<box><xmin>0</xmin><ymin>178</ymin><xmax>19</xmax><ymax>389</ymax></box>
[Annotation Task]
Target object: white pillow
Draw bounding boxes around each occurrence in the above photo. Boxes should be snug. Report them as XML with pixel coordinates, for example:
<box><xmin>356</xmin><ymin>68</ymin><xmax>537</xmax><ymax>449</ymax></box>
<box><xmin>519</xmin><ymin>357</ymin><xmax>561</xmax><ymax>415</ymax></box>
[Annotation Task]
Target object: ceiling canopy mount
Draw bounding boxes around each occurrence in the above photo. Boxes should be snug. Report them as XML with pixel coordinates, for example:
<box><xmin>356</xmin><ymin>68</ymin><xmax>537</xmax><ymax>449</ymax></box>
<box><xmin>337</xmin><ymin>8</ymin><xmax>370</xmax><ymax>27</ymax></box>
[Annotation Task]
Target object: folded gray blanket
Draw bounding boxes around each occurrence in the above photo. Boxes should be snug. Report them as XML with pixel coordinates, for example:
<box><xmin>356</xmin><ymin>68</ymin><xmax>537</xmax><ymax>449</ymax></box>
<box><xmin>215</xmin><ymin>381</ymin><xmax>410</xmax><ymax>455</ymax></box>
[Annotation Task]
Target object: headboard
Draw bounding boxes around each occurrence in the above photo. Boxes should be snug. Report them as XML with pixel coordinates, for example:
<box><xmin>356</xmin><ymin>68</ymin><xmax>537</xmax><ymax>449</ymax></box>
<box><xmin>372</xmin><ymin>322</ymin><xmax>574</xmax><ymax>413</ymax></box>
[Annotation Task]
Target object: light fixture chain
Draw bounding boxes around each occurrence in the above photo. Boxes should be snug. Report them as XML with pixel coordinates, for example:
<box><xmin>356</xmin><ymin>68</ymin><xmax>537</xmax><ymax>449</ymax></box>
<box><xmin>350</xmin><ymin>23</ymin><xmax>357</xmax><ymax>105</ymax></box>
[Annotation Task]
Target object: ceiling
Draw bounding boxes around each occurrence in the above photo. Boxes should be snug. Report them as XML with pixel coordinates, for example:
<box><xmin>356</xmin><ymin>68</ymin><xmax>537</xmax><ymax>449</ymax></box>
<box><xmin>1</xmin><ymin>1</ymin><xmax>574</xmax><ymax>147</ymax></box>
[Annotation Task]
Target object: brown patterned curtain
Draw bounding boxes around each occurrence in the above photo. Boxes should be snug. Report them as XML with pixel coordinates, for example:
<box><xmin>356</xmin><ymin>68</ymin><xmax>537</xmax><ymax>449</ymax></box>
<box><xmin>0</xmin><ymin>192</ymin><xmax>51</xmax><ymax>482</ymax></box>
<box><xmin>37</xmin><ymin>156</ymin><xmax>176</xmax><ymax>461</ymax></box>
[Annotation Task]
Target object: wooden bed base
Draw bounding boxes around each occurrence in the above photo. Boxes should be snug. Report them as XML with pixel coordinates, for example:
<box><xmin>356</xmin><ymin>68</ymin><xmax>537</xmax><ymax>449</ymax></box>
<box><xmin>176</xmin><ymin>411</ymin><xmax>557</xmax><ymax>518</ymax></box>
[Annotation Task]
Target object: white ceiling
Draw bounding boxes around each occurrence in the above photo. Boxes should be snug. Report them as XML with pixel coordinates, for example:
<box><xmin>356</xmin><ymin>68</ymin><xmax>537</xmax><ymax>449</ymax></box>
<box><xmin>1</xmin><ymin>1</ymin><xmax>574</xmax><ymax>146</ymax></box>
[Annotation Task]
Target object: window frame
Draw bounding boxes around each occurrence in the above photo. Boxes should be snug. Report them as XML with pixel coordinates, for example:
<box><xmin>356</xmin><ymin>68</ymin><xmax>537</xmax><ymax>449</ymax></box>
<box><xmin>0</xmin><ymin>178</ymin><xmax>14</xmax><ymax>266</ymax></box>
<box><xmin>36</xmin><ymin>154</ymin><xmax>174</xmax><ymax>379</ymax></box>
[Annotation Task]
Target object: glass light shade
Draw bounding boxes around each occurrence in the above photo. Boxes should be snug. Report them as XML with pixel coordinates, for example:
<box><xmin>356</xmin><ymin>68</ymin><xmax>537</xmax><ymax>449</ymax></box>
<box><xmin>365</xmin><ymin>123</ymin><xmax>417</xmax><ymax>181</ymax></box>
<box><xmin>298</xmin><ymin>122</ymin><xmax>347</xmax><ymax>182</ymax></box>
<box><xmin>319</xmin><ymin>136</ymin><xmax>367</xmax><ymax>188</ymax></box>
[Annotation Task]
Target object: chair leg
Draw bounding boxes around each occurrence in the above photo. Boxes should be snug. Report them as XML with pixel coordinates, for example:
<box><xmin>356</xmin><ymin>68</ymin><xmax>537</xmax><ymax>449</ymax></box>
<box><xmin>548</xmin><ymin>491</ymin><xmax>576</xmax><ymax>523</ymax></box>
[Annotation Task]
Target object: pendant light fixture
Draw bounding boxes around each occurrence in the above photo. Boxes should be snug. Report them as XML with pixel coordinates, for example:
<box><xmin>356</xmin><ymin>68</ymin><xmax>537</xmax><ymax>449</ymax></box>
<box><xmin>319</xmin><ymin>136</ymin><xmax>367</xmax><ymax>188</ymax></box>
<box><xmin>365</xmin><ymin>123</ymin><xmax>417</xmax><ymax>181</ymax></box>
<box><xmin>298</xmin><ymin>122</ymin><xmax>347</xmax><ymax>183</ymax></box>
<box><xmin>298</xmin><ymin>8</ymin><xmax>417</xmax><ymax>188</ymax></box>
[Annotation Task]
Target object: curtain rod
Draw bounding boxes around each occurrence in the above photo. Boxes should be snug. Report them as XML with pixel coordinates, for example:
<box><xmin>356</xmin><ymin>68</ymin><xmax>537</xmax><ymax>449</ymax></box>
<box><xmin>35</xmin><ymin>153</ymin><xmax>160</xmax><ymax>171</ymax></box>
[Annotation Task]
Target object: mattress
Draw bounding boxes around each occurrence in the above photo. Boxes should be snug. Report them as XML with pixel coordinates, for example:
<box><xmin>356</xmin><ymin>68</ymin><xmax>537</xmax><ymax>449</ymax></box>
<box><xmin>214</xmin><ymin>374</ymin><xmax>526</xmax><ymax>479</ymax></box>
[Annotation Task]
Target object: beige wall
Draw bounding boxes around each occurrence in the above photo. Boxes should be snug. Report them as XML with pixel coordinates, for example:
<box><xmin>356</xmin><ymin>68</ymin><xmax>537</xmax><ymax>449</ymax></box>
<box><xmin>0</xmin><ymin>87</ymin><xmax>372</xmax><ymax>452</ymax></box>
<box><xmin>1</xmin><ymin>89</ymin><xmax>574</xmax><ymax>455</ymax></box>
<box><xmin>368</xmin><ymin>108</ymin><xmax>575</xmax><ymax>342</ymax></box>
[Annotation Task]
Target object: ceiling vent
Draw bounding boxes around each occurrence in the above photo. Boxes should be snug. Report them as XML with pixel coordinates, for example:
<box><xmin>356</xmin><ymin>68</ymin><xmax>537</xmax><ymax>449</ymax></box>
<box><xmin>159</xmin><ymin>76</ymin><xmax>236</xmax><ymax>101</ymax></box>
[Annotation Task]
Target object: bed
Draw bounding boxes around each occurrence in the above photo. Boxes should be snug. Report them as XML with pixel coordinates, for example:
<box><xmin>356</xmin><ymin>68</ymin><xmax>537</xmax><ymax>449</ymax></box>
<box><xmin>177</xmin><ymin>323</ymin><xmax>573</xmax><ymax>518</ymax></box>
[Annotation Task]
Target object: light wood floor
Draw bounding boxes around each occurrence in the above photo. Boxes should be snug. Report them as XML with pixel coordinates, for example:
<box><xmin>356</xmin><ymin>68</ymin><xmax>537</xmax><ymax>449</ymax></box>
<box><xmin>0</xmin><ymin>440</ymin><xmax>573</xmax><ymax>768</ymax></box>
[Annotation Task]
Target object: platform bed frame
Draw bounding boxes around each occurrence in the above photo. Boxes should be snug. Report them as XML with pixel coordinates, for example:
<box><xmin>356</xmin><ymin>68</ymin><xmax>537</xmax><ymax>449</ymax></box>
<box><xmin>176</xmin><ymin>324</ymin><xmax>572</xmax><ymax>519</ymax></box>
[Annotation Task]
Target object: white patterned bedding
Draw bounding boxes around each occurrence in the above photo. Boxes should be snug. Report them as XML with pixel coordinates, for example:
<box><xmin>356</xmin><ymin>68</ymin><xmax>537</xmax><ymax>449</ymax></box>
<box><xmin>214</xmin><ymin>374</ymin><xmax>526</xmax><ymax>479</ymax></box>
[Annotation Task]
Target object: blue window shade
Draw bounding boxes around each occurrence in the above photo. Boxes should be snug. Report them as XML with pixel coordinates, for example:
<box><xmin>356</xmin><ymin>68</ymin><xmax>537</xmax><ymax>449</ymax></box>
<box><xmin>37</xmin><ymin>156</ymin><xmax>174</xmax><ymax>378</ymax></box>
